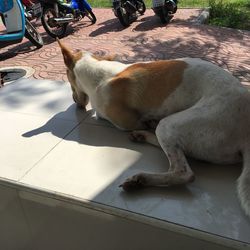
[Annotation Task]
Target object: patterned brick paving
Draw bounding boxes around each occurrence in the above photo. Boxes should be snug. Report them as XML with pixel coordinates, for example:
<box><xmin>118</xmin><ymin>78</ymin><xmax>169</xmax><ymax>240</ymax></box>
<box><xmin>0</xmin><ymin>8</ymin><xmax>249</xmax><ymax>85</ymax></box>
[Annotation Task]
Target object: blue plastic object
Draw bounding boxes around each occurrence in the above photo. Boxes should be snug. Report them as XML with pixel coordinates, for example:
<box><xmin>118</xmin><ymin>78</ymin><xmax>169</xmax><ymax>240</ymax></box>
<box><xmin>0</xmin><ymin>0</ymin><xmax>25</xmax><ymax>43</ymax></box>
<box><xmin>70</xmin><ymin>0</ymin><xmax>79</xmax><ymax>9</ymax></box>
<box><xmin>0</xmin><ymin>0</ymin><xmax>14</xmax><ymax>13</ymax></box>
<box><xmin>71</xmin><ymin>0</ymin><xmax>92</xmax><ymax>11</ymax></box>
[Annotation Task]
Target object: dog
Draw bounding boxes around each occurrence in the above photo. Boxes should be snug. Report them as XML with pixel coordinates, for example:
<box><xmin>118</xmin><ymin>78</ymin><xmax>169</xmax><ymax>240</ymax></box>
<box><xmin>57</xmin><ymin>39</ymin><xmax>250</xmax><ymax>218</ymax></box>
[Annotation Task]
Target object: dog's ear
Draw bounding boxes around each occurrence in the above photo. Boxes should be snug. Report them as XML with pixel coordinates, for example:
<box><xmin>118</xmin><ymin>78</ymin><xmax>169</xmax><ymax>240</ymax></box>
<box><xmin>57</xmin><ymin>38</ymin><xmax>82</xmax><ymax>70</ymax></box>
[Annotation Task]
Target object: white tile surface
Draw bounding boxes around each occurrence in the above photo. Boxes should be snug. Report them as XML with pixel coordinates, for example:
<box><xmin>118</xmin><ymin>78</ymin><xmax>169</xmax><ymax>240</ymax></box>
<box><xmin>21</xmin><ymin>123</ymin><xmax>250</xmax><ymax>243</ymax></box>
<box><xmin>21</xmin><ymin>124</ymin><xmax>150</xmax><ymax>198</ymax></box>
<box><xmin>0</xmin><ymin>79</ymin><xmax>88</xmax><ymax>180</ymax></box>
<box><xmin>0</xmin><ymin>110</ymin><xmax>79</xmax><ymax>180</ymax></box>
<box><xmin>0</xmin><ymin>78</ymin><xmax>88</xmax><ymax>122</ymax></box>
<box><xmin>1</xmin><ymin>78</ymin><xmax>250</xmax><ymax>246</ymax></box>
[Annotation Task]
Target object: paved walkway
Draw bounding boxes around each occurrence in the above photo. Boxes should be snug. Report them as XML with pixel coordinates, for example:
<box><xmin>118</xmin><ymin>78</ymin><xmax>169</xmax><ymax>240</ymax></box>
<box><xmin>0</xmin><ymin>8</ymin><xmax>249</xmax><ymax>85</ymax></box>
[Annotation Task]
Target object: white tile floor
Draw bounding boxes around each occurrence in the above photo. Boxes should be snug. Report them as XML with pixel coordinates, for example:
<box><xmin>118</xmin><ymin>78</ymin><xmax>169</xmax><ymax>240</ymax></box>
<box><xmin>0</xmin><ymin>78</ymin><xmax>250</xmax><ymax>249</ymax></box>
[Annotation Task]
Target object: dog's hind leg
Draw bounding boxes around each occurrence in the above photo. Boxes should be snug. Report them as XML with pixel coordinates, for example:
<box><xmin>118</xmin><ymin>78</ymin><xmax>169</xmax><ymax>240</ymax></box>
<box><xmin>120</xmin><ymin>121</ymin><xmax>195</xmax><ymax>191</ymax></box>
<box><xmin>120</xmin><ymin>144</ymin><xmax>194</xmax><ymax>191</ymax></box>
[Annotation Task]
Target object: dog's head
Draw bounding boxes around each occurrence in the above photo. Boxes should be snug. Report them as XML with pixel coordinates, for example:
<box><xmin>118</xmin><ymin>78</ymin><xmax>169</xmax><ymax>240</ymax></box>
<box><xmin>57</xmin><ymin>39</ymin><xmax>89</xmax><ymax>110</ymax></box>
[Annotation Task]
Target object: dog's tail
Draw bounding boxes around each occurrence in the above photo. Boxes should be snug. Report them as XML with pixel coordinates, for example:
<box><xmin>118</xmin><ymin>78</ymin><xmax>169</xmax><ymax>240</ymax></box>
<box><xmin>237</xmin><ymin>148</ymin><xmax>250</xmax><ymax>217</ymax></box>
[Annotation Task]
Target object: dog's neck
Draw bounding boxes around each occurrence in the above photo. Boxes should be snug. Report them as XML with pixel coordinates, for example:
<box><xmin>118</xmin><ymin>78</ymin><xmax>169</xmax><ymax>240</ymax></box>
<box><xmin>74</xmin><ymin>53</ymin><xmax>128</xmax><ymax>96</ymax></box>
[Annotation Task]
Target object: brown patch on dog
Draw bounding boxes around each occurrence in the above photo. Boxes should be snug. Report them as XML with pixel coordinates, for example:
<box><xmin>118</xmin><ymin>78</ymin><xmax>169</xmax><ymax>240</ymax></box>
<box><xmin>106</xmin><ymin>60</ymin><xmax>187</xmax><ymax>117</ymax></box>
<box><xmin>105</xmin><ymin>104</ymin><xmax>143</xmax><ymax>130</ymax></box>
<box><xmin>121</xmin><ymin>60</ymin><xmax>187</xmax><ymax>109</ymax></box>
<box><xmin>104</xmin><ymin>77</ymin><xmax>143</xmax><ymax>130</ymax></box>
<box><xmin>104</xmin><ymin>60</ymin><xmax>187</xmax><ymax>129</ymax></box>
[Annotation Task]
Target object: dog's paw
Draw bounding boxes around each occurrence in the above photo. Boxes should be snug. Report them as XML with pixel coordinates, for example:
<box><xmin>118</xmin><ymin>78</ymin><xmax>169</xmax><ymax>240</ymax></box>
<box><xmin>119</xmin><ymin>174</ymin><xmax>146</xmax><ymax>192</ymax></box>
<box><xmin>129</xmin><ymin>131</ymin><xmax>146</xmax><ymax>143</ymax></box>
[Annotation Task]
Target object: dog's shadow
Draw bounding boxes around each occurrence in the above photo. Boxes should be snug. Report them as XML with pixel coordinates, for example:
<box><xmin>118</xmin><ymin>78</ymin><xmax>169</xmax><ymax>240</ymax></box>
<box><xmin>22</xmin><ymin>105</ymin><xmax>241</xmax><ymax>202</ymax></box>
<box><xmin>22</xmin><ymin>105</ymin><xmax>90</xmax><ymax>141</ymax></box>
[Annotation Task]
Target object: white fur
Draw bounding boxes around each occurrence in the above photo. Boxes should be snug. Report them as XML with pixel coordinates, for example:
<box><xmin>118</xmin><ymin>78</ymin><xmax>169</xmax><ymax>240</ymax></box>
<box><xmin>73</xmin><ymin>54</ymin><xmax>130</xmax><ymax>117</ymax></box>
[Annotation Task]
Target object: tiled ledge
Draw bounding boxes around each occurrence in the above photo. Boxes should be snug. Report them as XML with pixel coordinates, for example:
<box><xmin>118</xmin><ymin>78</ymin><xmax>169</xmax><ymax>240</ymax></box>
<box><xmin>0</xmin><ymin>79</ymin><xmax>249</xmax><ymax>249</ymax></box>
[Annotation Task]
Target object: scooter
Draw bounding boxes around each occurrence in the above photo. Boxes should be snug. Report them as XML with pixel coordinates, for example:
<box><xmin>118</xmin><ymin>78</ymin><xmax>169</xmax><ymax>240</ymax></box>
<box><xmin>152</xmin><ymin>0</ymin><xmax>178</xmax><ymax>24</ymax></box>
<box><xmin>112</xmin><ymin>0</ymin><xmax>146</xmax><ymax>27</ymax></box>
<box><xmin>0</xmin><ymin>0</ymin><xmax>43</xmax><ymax>49</ymax></box>
<box><xmin>38</xmin><ymin>0</ymin><xmax>97</xmax><ymax>38</ymax></box>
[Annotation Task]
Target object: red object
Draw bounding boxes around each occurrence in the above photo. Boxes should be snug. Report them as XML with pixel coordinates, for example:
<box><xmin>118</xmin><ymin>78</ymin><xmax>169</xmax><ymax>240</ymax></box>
<box><xmin>22</xmin><ymin>0</ymin><xmax>35</xmax><ymax>7</ymax></box>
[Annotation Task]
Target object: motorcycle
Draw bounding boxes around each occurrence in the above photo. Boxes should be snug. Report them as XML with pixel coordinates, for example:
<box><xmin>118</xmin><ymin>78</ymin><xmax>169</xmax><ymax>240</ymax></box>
<box><xmin>0</xmin><ymin>0</ymin><xmax>43</xmax><ymax>49</ymax></box>
<box><xmin>112</xmin><ymin>0</ymin><xmax>146</xmax><ymax>27</ymax></box>
<box><xmin>38</xmin><ymin>0</ymin><xmax>97</xmax><ymax>38</ymax></box>
<box><xmin>22</xmin><ymin>0</ymin><xmax>42</xmax><ymax>21</ymax></box>
<box><xmin>152</xmin><ymin>0</ymin><xmax>178</xmax><ymax>24</ymax></box>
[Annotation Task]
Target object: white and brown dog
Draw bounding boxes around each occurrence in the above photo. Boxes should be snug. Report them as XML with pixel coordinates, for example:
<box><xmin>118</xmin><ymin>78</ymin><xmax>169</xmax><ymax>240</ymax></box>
<box><xmin>58</xmin><ymin>39</ymin><xmax>250</xmax><ymax>218</ymax></box>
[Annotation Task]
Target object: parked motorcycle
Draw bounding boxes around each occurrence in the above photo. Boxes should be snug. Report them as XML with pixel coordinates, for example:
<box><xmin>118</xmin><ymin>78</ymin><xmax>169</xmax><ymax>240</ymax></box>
<box><xmin>112</xmin><ymin>0</ymin><xmax>146</xmax><ymax>27</ymax></box>
<box><xmin>38</xmin><ymin>0</ymin><xmax>96</xmax><ymax>38</ymax></box>
<box><xmin>22</xmin><ymin>0</ymin><xmax>42</xmax><ymax>21</ymax></box>
<box><xmin>0</xmin><ymin>0</ymin><xmax>43</xmax><ymax>48</ymax></box>
<box><xmin>152</xmin><ymin>0</ymin><xmax>178</xmax><ymax>24</ymax></box>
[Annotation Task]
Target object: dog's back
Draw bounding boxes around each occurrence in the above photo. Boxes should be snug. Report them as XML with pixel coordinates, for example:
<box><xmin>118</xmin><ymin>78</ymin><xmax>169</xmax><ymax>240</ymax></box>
<box><xmin>115</xmin><ymin>58</ymin><xmax>250</xmax><ymax>124</ymax></box>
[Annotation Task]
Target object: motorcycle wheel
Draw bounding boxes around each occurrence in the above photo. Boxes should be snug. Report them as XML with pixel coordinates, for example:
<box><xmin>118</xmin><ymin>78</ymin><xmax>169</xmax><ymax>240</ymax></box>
<box><xmin>116</xmin><ymin>7</ymin><xmax>130</xmax><ymax>27</ymax></box>
<box><xmin>84</xmin><ymin>9</ymin><xmax>96</xmax><ymax>24</ymax></box>
<box><xmin>41</xmin><ymin>6</ymin><xmax>68</xmax><ymax>38</ymax></box>
<box><xmin>158</xmin><ymin>8</ymin><xmax>170</xmax><ymax>24</ymax></box>
<box><xmin>25</xmin><ymin>18</ymin><xmax>44</xmax><ymax>48</ymax></box>
<box><xmin>137</xmin><ymin>1</ymin><xmax>146</xmax><ymax>15</ymax></box>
